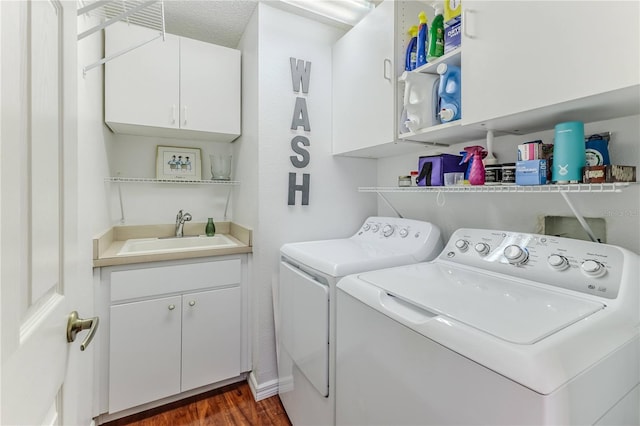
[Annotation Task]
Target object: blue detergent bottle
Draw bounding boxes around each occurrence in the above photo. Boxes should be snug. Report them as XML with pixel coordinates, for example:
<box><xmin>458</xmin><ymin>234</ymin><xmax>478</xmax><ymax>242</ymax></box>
<box><xmin>437</xmin><ymin>63</ymin><xmax>461</xmax><ymax>122</ymax></box>
<box><xmin>416</xmin><ymin>12</ymin><xmax>428</xmax><ymax>67</ymax></box>
<box><xmin>405</xmin><ymin>26</ymin><xmax>419</xmax><ymax>71</ymax></box>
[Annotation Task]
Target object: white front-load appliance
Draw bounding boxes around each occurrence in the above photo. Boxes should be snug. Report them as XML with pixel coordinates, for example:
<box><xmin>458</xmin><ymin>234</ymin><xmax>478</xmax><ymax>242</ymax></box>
<box><xmin>337</xmin><ymin>228</ymin><xmax>640</xmax><ymax>425</ymax></box>
<box><xmin>278</xmin><ymin>217</ymin><xmax>443</xmax><ymax>425</ymax></box>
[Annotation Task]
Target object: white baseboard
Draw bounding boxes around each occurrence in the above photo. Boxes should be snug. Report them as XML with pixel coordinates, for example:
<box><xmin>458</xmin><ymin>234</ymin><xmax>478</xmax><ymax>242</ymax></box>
<box><xmin>248</xmin><ymin>371</ymin><xmax>279</xmax><ymax>401</ymax></box>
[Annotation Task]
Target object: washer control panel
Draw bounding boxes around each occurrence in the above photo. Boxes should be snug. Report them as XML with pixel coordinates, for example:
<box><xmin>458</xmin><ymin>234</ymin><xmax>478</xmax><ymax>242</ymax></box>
<box><xmin>354</xmin><ymin>216</ymin><xmax>443</xmax><ymax>259</ymax></box>
<box><xmin>440</xmin><ymin>229</ymin><xmax>629</xmax><ymax>299</ymax></box>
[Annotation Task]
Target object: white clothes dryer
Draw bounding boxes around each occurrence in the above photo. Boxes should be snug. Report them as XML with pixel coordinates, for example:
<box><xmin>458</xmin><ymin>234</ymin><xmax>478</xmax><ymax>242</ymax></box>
<box><xmin>277</xmin><ymin>217</ymin><xmax>443</xmax><ymax>426</ymax></box>
<box><xmin>337</xmin><ymin>228</ymin><xmax>639</xmax><ymax>425</ymax></box>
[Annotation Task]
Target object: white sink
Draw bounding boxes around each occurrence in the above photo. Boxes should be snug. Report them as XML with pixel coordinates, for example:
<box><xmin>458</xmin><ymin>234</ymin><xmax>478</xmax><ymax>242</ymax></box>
<box><xmin>117</xmin><ymin>235</ymin><xmax>238</xmax><ymax>256</ymax></box>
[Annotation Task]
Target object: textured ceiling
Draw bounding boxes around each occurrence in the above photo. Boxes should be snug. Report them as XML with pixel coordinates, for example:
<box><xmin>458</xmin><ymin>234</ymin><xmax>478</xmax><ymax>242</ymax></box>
<box><xmin>163</xmin><ymin>0</ymin><xmax>259</xmax><ymax>48</ymax></box>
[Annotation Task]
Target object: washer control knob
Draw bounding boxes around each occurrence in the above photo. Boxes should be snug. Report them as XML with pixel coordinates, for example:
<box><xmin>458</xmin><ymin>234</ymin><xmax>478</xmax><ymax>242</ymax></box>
<box><xmin>399</xmin><ymin>228</ymin><xmax>409</xmax><ymax>238</ymax></box>
<box><xmin>503</xmin><ymin>245</ymin><xmax>529</xmax><ymax>265</ymax></box>
<box><xmin>581</xmin><ymin>260</ymin><xmax>606</xmax><ymax>277</ymax></box>
<box><xmin>363</xmin><ymin>223</ymin><xmax>371</xmax><ymax>231</ymax></box>
<box><xmin>547</xmin><ymin>254</ymin><xmax>569</xmax><ymax>271</ymax></box>
<box><xmin>371</xmin><ymin>224</ymin><xmax>380</xmax><ymax>233</ymax></box>
<box><xmin>474</xmin><ymin>242</ymin><xmax>490</xmax><ymax>256</ymax></box>
<box><xmin>455</xmin><ymin>239</ymin><xmax>469</xmax><ymax>252</ymax></box>
<box><xmin>382</xmin><ymin>224</ymin><xmax>394</xmax><ymax>237</ymax></box>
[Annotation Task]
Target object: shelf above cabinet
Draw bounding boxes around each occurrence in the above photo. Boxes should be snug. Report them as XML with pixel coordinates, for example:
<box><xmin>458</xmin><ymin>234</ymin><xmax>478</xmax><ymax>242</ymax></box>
<box><xmin>359</xmin><ymin>183</ymin><xmax>632</xmax><ymax>194</ymax></box>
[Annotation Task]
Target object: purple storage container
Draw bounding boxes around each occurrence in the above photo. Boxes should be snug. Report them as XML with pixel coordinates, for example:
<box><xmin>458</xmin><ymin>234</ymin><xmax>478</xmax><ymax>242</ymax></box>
<box><xmin>417</xmin><ymin>154</ymin><xmax>466</xmax><ymax>186</ymax></box>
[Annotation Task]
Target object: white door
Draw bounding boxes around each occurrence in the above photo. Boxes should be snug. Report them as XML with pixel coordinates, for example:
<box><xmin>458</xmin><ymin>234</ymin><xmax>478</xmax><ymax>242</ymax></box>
<box><xmin>1</xmin><ymin>2</ymin><xmax>94</xmax><ymax>425</ymax></box>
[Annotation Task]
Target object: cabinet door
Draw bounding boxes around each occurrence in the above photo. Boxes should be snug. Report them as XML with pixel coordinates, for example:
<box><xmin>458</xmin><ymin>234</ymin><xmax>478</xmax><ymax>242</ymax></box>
<box><xmin>181</xmin><ymin>287</ymin><xmax>241</xmax><ymax>391</ymax></box>
<box><xmin>180</xmin><ymin>37</ymin><xmax>241</xmax><ymax>136</ymax></box>
<box><xmin>109</xmin><ymin>295</ymin><xmax>182</xmax><ymax>413</ymax></box>
<box><xmin>462</xmin><ymin>1</ymin><xmax>640</xmax><ymax>125</ymax></box>
<box><xmin>332</xmin><ymin>0</ymin><xmax>395</xmax><ymax>155</ymax></box>
<box><xmin>105</xmin><ymin>22</ymin><xmax>180</xmax><ymax>130</ymax></box>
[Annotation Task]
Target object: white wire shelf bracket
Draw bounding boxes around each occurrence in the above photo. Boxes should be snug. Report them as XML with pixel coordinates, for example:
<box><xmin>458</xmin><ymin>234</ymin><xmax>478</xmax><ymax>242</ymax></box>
<box><xmin>105</xmin><ymin>177</ymin><xmax>240</xmax><ymax>185</ymax></box>
<box><xmin>78</xmin><ymin>0</ymin><xmax>165</xmax><ymax>75</ymax></box>
<box><xmin>359</xmin><ymin>183</ymin><xmax>631</xmax><ymax>193</ymax></box>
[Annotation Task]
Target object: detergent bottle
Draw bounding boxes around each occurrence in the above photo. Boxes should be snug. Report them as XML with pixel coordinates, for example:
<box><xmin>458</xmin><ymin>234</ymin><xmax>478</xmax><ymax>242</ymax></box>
<box><xmin>437</xmin><ymin>63</ymin><xmax>461</xmax><ymax>122</ymax></box>
<box><xmin>399</xmin><ymin>71</ymin><xmax>440</xmax><ymax>132</ymax></box>
<box><xmin>463</xmin><ymin>145</ymin><xmax>486</xmax><ymax>185</ymax></box>
<box><xmin>427</xmin><ymin>4</ymin><xmax>444</xmax><ymax>62</ymax></box>
<box><xmin>416</xmin><ymin>11</ymin><xmax>428</xmax><ymax>67</ymax></box>
<box><xmin>405</xmin><ymin>26</ymin><xmax>419</xmax><ymax>71</ymax></box>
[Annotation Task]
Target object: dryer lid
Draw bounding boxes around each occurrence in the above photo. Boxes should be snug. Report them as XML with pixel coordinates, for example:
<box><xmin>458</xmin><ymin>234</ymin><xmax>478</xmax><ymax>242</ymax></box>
<box><xmin>358</xmin><ymin>263</ymin><xmax>606</xmax><ymax>345</ymax></box>
<box><xmin>281</xmin><ymin>239</ymin><xmax>418</xmax><ymax>277</ymax></box>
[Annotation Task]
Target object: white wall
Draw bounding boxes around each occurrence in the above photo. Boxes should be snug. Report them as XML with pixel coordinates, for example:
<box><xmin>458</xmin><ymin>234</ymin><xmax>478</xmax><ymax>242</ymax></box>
<box><xmin>239</xmin><ymin>3</ymin><xmax>378</xmax><ymax>390</ymax></box>
<box><xmin>376</xmin><ymin>115</ymin><xmax>640</xmax><ymax>253</ymax></box>
<box><xmin>76</xmin><ymin>14</ymin><xmax>114</xmax><ymax>419</ymax></box>
<box><xmin>107</xmin><ymin>135</ymin><xmax>234</xmax><ymax>225</ymax></box>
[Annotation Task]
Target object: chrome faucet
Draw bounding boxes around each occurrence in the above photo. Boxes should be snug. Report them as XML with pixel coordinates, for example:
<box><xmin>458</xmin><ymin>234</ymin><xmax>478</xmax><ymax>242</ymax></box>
<box><xmin>175</xmin><ymin>210</ymin><xmax>192</xmax><ymax>237</ymax></box>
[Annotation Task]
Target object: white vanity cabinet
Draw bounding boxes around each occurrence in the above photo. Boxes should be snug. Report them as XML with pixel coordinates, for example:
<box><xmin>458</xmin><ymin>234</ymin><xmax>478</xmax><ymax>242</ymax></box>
<box><xmin>97</xmin><ymin>256</ymin><xmax>248</xmax><ymax>417</ymax></box>
<box><xmin>461</xmin><ymin>1</ymin><xmax>639</xmax><ymax>126</ymax></box>
<box><xmin>105</xmin><ymin>22</ymin><xmax>241</xmax><ymax>141</ymax></box>
<box><xmin>332</xmin><ymin>0</ymin><xmax>424</xmax><ymax>157</ymax></box>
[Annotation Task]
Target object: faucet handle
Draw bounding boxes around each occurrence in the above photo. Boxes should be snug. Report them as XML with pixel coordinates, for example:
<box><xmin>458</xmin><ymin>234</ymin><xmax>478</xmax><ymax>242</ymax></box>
<box><xmin>183</xmin><ymin>212</ymin><xmax>192</xmax><ymax>222</ymax></box>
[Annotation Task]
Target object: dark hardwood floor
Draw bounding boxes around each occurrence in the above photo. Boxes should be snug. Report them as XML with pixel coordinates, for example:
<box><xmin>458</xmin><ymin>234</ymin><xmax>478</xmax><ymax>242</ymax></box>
<box><xmin>103</xmin><ymin>382</ymin><xmax>291</xmax><ymax>426</ymax></box>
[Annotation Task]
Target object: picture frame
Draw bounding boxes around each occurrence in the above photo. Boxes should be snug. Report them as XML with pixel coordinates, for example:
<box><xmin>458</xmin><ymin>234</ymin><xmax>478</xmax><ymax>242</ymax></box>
<box><xmin>156</xmin><ymin>146</ymin><xmax>202</xmax><ymax>181</ymax></box>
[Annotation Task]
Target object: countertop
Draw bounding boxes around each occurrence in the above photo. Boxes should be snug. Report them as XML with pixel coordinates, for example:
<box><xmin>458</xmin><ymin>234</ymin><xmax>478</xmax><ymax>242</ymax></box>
<box><xmin>93</xmin><ymin>222</ymin><xmax>252</xmax><ymax>267</ymax></box>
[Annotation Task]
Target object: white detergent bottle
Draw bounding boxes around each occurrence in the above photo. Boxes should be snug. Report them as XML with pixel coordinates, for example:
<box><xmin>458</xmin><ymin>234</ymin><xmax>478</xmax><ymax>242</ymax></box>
<box><xmin>399</xmin><ymin>71</ymin><xmax>440</xmax><ymax>132</ymax></box>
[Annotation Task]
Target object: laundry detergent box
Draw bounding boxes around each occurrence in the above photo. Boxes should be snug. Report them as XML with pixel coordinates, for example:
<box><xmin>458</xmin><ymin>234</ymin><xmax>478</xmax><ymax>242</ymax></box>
<box><xmin>516</xmin><ymin>159</ymin><xmax>548</xmax><ymax>185</ymax></box>
<box><xmin>417</xmin><ymin>154</ymin><xmax>466</xmax><ymax>186</ymax></box>
<box><xmin>444</xmin><ymin>18</ymin><xmax>461</xmax><ymax>53</ymax></box>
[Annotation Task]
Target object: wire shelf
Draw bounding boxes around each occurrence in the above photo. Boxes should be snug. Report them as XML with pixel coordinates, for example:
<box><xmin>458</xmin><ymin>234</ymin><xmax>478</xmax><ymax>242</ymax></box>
<box><xmin>359</xmin><ymin>183</ymin><xmax>632</xmax><ymax>194</ymax></box>
<box><xmin>105</xmin><ymin>177</ymin><xmax>240</xmax><ymax>186</ymax></box>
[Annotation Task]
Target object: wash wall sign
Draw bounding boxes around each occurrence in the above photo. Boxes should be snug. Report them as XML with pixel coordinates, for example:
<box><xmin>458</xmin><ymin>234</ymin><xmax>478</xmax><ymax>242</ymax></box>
<box><xmin>288</xmin><ymin>57</ymin><xmax>311</xmax><ymax>205</ymax></box>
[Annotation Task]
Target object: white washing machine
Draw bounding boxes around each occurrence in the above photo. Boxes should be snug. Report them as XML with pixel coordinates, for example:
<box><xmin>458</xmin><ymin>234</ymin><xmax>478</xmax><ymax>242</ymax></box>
<box><xmin>336</xmin><ymin>228</ymin><xmax>640</xmax><ymax>425</ymax></box>
<box><xmin>277</xmin><ymin>217</ymin><xmax>443</xmax><ymax>426</ymax></box>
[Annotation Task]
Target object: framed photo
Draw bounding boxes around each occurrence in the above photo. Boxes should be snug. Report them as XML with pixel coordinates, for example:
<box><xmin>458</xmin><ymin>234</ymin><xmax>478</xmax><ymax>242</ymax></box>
<box><xmin>156</xmin><ymin>146</ymin><xmax>202</xmax><ymax>181</ymax></box>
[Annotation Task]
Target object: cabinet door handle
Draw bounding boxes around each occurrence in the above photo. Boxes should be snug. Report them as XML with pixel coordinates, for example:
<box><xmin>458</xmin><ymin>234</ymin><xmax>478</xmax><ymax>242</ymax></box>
<box><xmin>171</xmin><ymin>105</ymin><xmax>176</xmax><ymax>124</ymax></box>
<box><xmin>188</xmin><ymin>300</ymin><xmax>196</xmax><ymax>307</ymax></box>
<box><xmin>183</xmin><ymin>105</ymin><xmax>188</xmax><ymax>126</ymax></box>
<box><xmin>168</xmin><ymin>304</ymin><xmax>176</xmax><ymax>311</ymax></box>
<box><xmin>463</xmin><ymin>9</ymin><xmax>475</xmax><ymax>39</ymax></box>
<box><xmin>383</xmin><ymin>58</ymin><xmax>392</xmax><ymax>82</ymax></box>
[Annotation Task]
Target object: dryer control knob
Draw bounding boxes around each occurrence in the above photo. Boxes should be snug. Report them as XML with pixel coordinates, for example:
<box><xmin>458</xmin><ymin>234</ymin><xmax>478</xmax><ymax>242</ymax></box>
<box><xmin>382</xmin><ymin>225</ymin><xmax>394</xmax><ymax>237</ymax></box>
<box><xmin>581</xmin><ymin>260</ymin><xmax>606</xmax><ymax>277</ymax></box>
<box><xmin>504</xmin><ymin>245</ymin><xmax>529</xmax><ymax>265</ymax></box>
<box><xmin>372</xmin><ymin>224</ymin><xmax>380</xmax><ymax>233</ymax></box>
<box><xmin>455</xmin><ymin>239</ymin><xmax>469</xmax><ymax>252</ymax></box>
<box><xmin>363</xmin><ymin>223</ymin><xmax>371</xmax><ymax>231</ymax></box>
<box><xmin>548</xmin><ymin>254</ymin><xmax>569</xmax><ymax>271</ymax></box>
<box><xmin>399</xmin><ymin>228</ymin><xmax>409</xmax><ymax>238</ymax></box>
<box><xmin>474</xmin><ymin>242</ymin><xmax>490</xmax><ymax>256</ymax></box>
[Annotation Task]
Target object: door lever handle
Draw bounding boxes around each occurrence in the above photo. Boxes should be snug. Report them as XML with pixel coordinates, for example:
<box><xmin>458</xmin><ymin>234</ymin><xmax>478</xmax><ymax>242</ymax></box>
<box><xmin>66</xmin><ymin>311</ymin><xmax>99</xmax><ymax>351</ymax></box>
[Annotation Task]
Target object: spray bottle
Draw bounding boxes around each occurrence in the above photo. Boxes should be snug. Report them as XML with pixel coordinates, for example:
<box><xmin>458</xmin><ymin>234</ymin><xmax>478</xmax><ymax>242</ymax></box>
<box><xmin>416</xmin><ymin>11</ymin><xmax>428</xmax><ymax>67</ymax></box>
<box><xmin>463</xmin><ymin>145</ymin><xmax>486</xmax><ymax>186</ymax></box>
<box><xmin>427</xmin><ymin>4</ymin><xmax>444</xmax><ymax>62</ymax></box>
<box><xmin>405</xmin><ymin>26</ymin><xmax>419</xmax><ymax>71</ymax></box>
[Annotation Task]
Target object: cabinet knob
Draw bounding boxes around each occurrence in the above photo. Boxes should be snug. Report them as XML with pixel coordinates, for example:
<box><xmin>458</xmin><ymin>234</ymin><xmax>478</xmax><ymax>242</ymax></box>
<box><xmin>168</xmin><ymin>304</ymin><xmax>176</xmax><ymax>311</ymax></box>
<box><xmin>188</xmin><ymin>300</ymin><xmax>196</xmax><ymax>307</ymax></box>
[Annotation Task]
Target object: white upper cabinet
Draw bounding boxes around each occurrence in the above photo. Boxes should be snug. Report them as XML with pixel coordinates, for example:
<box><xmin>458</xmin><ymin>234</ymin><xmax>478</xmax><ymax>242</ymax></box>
<box><xmin>461</xmin><ymin>1</ymin><xmax>640</xmax><ymax>127</ymax></box>
<box><xmin>332</xmin><ymin>1</ymin><xmax>425</xmax><ymax>157</ymax></box>
<box><xmin>105</xmin><ymin>22</ymin><xmax>241</xmax><ymax>142</ymax></box>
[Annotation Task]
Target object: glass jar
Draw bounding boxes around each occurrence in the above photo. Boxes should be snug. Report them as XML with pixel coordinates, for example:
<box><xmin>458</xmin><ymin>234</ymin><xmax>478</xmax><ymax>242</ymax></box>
<box><xmin>398</xmin><ymin>176</ymin><xmax>412</xmax><ymax>187</ymax></box>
